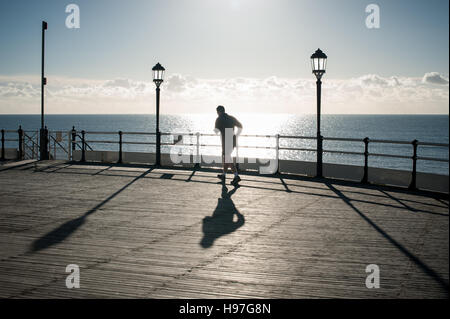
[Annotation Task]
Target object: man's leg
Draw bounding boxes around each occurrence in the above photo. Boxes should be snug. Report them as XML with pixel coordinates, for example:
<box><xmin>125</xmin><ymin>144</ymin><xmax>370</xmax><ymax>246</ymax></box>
<box><xmin>223</xmin><ymin>163</ymin><xmax>229</xmax><ymax>175</ymax></box>
<box><xmin>224</xmin><ymin>153</ymin><xmax>232</xmax><ymax>175</ymax></box>
<box><xmin>230</xmin><ymin>156</ymin><xmax>238</xmax><ymax>174</ymax></box>
<box><xmin>230</xmin><ymin>152</ymin><xmax>240</xmax><ymax>185</ymax></box>
<box><xmin>218</xmin><ymin>154</ymin><xmax>228</xmax><ymax>181</ymax></box>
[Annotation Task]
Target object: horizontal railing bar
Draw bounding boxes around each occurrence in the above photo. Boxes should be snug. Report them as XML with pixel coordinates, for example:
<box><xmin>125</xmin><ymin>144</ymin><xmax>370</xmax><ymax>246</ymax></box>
<box><xmin>369</xmin><ymin>139</ymin><xmax>412</xmax><ymax>145</ymax></box>
<box><xmin>4</xmin><ymin>139</ymin><xmax>18</xmax><ymax>142</ymax></box>
<box><xmin>239</xmin><ymin>134</ymin><xmax>276</xmax><ymax>138</ymax></box>
<box><xmin>279</xmin><ymin>147</ymin><xmax>317</xmax><ymax>152</ymax></box>
<box><xmin>323</xmin><ymin>149</ymin><xmax>364</xmax><ymax>155</ymax></box>
<box><xmin>200</xmin><ymin>144</ymin><xmax>221</xmax><ymax>147</ymax></box>
<box><xmin>369</xmin><ymin>153</ymin><xmax>411</xmax><ymax>159</ymax></box>
<box><xmin>418</xmin><ymin>142</ymin><xmax>449</xmax><ymax>147</ymax></box>
<box><xmin>323</xmin><ymin>137</ymin><xmax>362</xmax><ymax>142</ymax></box>
<box><xmin>165</xmin><ymin>133</ymin><xmax>273</xmax><ymax>138</ymax></box>
<box><xmin>174</xmin><ymin>133</ymin><xmax>277</xmax><ymax>138</ymax></box>
<box><xmin>279</xmin><ymin>135</ymin><xmax>316</xmax><ymax>139</ymax></box>
<box><xmin>122</xmin><ymin>141</ymin><xmax>154</xmax><ymax>145</ymax></box>
<box><xmin>238</xmin><ymin>145</ymin><xmax>276</xmax><ymax>150</ymax></box>
<box><xmin>122</xmin><ymin>132</ymin><xmax>156</xmax><ymax>135</ymax></box>
<box><xmin>84</xmin><ymin>131</ymin><xmax>117</xmax><ymax>135</ymax></box>
<box><xmin>169</xmin><ymin>144</ymin><xmax>208</xmax><ymax>147</ymax></box>
<box><xmin>171</xmin><ymin>143</ymin><xmax>195</xmax><ymax>147</ymax></box>
<box><xmin>83</xmin><ymin>141</ymin><xmax>161</xmax><ymax>145</ymax></box>
<box><xmin>161</xmin><ymin>132</ymin><xmax>196</xmax><ymax>136</ymax></box>
<box><xmin>84</xmin><ymin>140</ymin><xmax>117</xmax><ymax>144</ymax></box>
<box><xmin>417</xmin><ymin>156</ymin><xmax>449</xmax><ymax>163</ymax></box>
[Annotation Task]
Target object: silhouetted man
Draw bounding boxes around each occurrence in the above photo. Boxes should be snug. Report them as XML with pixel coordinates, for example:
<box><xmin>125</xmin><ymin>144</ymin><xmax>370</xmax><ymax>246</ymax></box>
<box><xmin>214</xmin><ymin>105</ymin><xmax>242</xmax><ymax>185</ymax></box>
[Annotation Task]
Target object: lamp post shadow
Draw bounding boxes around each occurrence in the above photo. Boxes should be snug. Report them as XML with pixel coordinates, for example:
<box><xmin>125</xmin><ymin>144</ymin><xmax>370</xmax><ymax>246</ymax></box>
<box><xmin>29</xmin><ymin>168</ymin><xmax>153</xmax><ymax>253</ymax></box>
<box><xmin>200</xmin><ymin>183</ymin><xmax>244</xmax><ymax>248</ymax></box>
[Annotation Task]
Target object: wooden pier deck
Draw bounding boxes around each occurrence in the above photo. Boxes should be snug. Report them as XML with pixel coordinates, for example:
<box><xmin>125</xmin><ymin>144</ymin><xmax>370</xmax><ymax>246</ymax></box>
<box><xmin>0</xmin><ymin>160</ymin><xmax>448</xmax><ymax>298</ymax></box>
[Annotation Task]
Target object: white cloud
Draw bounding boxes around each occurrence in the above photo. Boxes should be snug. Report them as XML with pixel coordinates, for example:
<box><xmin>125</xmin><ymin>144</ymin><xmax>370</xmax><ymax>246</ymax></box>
<box><xmin>103</xmin><ymin>78</ymin><xmax>132</xmax><ymax>88</ymax></box>
<box><xmin>0</xmin><ymin>73</ymin><xmax>448</xmax><ymax>114</ymax></box>
<box><xmin>166</xmin><ymin>74</ymin><xmax>188</xmax><ymax>92</ymax></box>
<box><xmin>422</xmin><ymin>72</ymin><xmax>449</xmax><ymax>85</ymax></box>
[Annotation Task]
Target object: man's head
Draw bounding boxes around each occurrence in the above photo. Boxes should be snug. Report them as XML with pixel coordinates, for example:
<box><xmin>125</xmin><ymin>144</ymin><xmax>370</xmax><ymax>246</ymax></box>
<box><xmin>216</xmin><ymin>105</ymin><xmax>225</xmax><ymax>115</ymax></box>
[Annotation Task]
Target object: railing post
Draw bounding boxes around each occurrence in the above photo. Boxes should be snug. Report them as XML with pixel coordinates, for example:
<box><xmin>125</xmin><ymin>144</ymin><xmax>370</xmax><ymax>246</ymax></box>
<box><xmin>81</xmin><ymin>130</ymin><xmax>86</xmax><ymax>162</ymax></box>
<box><xmin>39</xmin><ymin>127</ymin><xmax>49</xmax><ymax>160</ymax></box>
<box><xmin>36</xmin><ymin>131</ymin><xmax>39</xmax><ymax>159</ymax></box>
<box><xmin>361</xmin><ymin>137</ymin><xmax>369</xmax><ymax>183</ymax></box>
<box><xmin>118</xmin><ymin>130</ymin><xmax>123</xmax><ymax>164</ymax></box>
<box><xmin>316</xmin><ymin>134</ymin><xmax>323</xmax><ymax>178</ymax></box>
<box><xmin>71</xmin><ymin>127</ymin><xmax>76</xmax><ymax>150</ymax></box>
<box><xmin>45</xmin><ymin>127</ymin><xmax>50</xmax><ymax>160</ymax></box>
<box><xmin>67</xmin><ymin>129</ymin><xmax>71</xmax><ymax>161</ymax></box>
<box><xmin>1</xmin><ymin>129</ymin><xmax>5</xmax><ymax>161</ymax></box>
<box><xmin>45</xmin><ymin>126</ymin><xmax>49</xmax><ymax>160</ymax></box>
<box><xmin>53</xmin><ymin>132</ymin><xmax>56</xmax><ymax>160</ymax></box>
<box><xmin>194</xmin><ymin>132</ymin><xmax>200</xmax><ymax>168</ymax></box>
<box><xmin>18</xmin><ymin>126</ymin><xmax>23</xmax><ymax>160</ymax></box>
<box><xmin>70</xmin><ymin>127</ymin><xmax>76</xmax><ymax>161</ymax></box>
<box><xmin>409</xmin><ymin>139</ymin><xmax>418</xmax><ymax>190</ymax></box>
<box><xmin>275</xmin><ymin>134</ymin><xmax>280</xmax><ymax>174</ymax></box>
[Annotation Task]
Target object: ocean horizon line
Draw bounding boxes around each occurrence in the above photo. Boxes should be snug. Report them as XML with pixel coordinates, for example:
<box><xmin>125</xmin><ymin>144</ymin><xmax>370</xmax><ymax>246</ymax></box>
<box><xmin>0</xmin><ymin>113</ymin><xmax>449</xmax><ymax>116</ymax></box>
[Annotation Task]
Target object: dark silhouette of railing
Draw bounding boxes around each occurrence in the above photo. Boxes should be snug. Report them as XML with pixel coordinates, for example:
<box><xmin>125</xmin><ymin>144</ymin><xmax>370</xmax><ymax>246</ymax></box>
<box><xmin>1</xmin><ymin>126</ymin><xmax>449</xmax><ymax>190</ymax></box>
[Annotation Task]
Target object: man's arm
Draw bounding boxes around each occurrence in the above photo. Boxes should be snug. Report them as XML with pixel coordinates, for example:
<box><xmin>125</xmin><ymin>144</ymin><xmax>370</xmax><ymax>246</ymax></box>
<box><xmin>233</xmin><ymin>117</ymin><xmax>243</xmax><ymax>136</ymax></box>
<box><xmin>214</xmin><ymin>118</ymin><xmax>220</xmax><ymax>134</ymax></box>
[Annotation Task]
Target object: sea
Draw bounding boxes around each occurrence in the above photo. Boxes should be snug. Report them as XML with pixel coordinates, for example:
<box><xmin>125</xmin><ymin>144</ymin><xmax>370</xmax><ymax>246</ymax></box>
<box><xmin>0</xmin><ymin>114</ymin><xmax>448</xmax><ymax>175</ymax></box>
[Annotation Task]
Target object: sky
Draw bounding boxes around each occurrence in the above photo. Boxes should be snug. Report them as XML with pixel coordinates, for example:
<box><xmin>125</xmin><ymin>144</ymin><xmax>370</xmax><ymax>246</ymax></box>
<box><xmin>0</xmin><ymin>0</ymin><xmax>448</xmax><ymax>114</ymax></box>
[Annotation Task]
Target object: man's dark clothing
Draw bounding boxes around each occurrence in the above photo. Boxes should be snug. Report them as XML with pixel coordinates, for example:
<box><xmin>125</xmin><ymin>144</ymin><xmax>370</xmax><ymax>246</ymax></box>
<box><xmin>215</xmin><ymin>113</ymin><xmax>242</xmax><ymax>155</ymax></box>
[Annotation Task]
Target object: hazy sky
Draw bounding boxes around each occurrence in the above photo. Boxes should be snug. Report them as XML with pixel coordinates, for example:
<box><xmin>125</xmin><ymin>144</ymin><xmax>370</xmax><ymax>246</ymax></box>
<box><xmin>0</xmin><ymin>0</ymin><xmax>448</xmax><ymax>114</ymax></box>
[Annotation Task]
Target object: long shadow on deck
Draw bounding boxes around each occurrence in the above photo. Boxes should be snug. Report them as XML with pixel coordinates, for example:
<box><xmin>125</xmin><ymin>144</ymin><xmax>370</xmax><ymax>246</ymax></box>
<box><xmin>326</xmin><ymin>182</ymin><xmax>449</xmax><ymax>294</ymax></box>
<box><xmin>30</xmin><ymin>162</ymin><xmax>449</xmax><ymax>219</ymax></box>
<box><xmin>29</xmin><ymin>168</ymin><xmax>153</xmax><ymax>253</ymax></box>
<box><xmin>200</xmin><ymin>183</ymin><xmax>245</xmax><ymax>248</ymax></box>
<box><xmin>27</xmin><ymin>162</ymin><xmax>448</xmax><ymax>283</ymax></box>
<box><xmin>35</xmin><ymin>162</ymin><xmax>449</xmax><ymax>212</ymax></box>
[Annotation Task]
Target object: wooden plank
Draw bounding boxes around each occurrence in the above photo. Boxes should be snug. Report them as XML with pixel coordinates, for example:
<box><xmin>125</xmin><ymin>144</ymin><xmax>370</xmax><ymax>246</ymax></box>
<box><xmin>0</xmin><ymin>160</ymin><xmax>447</xmax><ymax>298</ymax></box>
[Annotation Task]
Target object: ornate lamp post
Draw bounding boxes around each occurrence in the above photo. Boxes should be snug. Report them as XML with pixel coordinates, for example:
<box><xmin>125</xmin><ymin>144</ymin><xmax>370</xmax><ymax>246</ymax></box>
<box><xmin>152</xmin><ymin>62</ymin><xmax>165</xmax><ymax>166</ymax></box>
<box><xmin>310</xmin><ymin>48</ymin><xmax>327</xmax><ymax>178</ymax></box>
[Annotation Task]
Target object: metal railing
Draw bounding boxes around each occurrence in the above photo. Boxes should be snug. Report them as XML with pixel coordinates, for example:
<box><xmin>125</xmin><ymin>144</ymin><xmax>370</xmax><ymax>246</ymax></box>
<box><xmin>1</xmin><ymin>126</ymin><xmax>448</xmax><ymax>190</ymax></box>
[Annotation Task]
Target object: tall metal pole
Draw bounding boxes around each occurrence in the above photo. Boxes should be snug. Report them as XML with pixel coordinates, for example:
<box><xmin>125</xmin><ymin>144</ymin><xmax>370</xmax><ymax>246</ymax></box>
<box><xmin>155</xmin><ymin>86</ymin><xmax>161</xmax><ymax>166</ymax></box>
<box><xmin>40</xmin><ymin>21</ymin><xmax>48</xmax><ymax>160</ymax></box>
<box><xmin>316</xmin><ymin>78</ymin><xmax>323</xmax><ymax>177</ymax></box>
<box><xmin>41</xmin><ymin>22</ymin><xmax>45</xmax><ymax>129</ymax></box>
